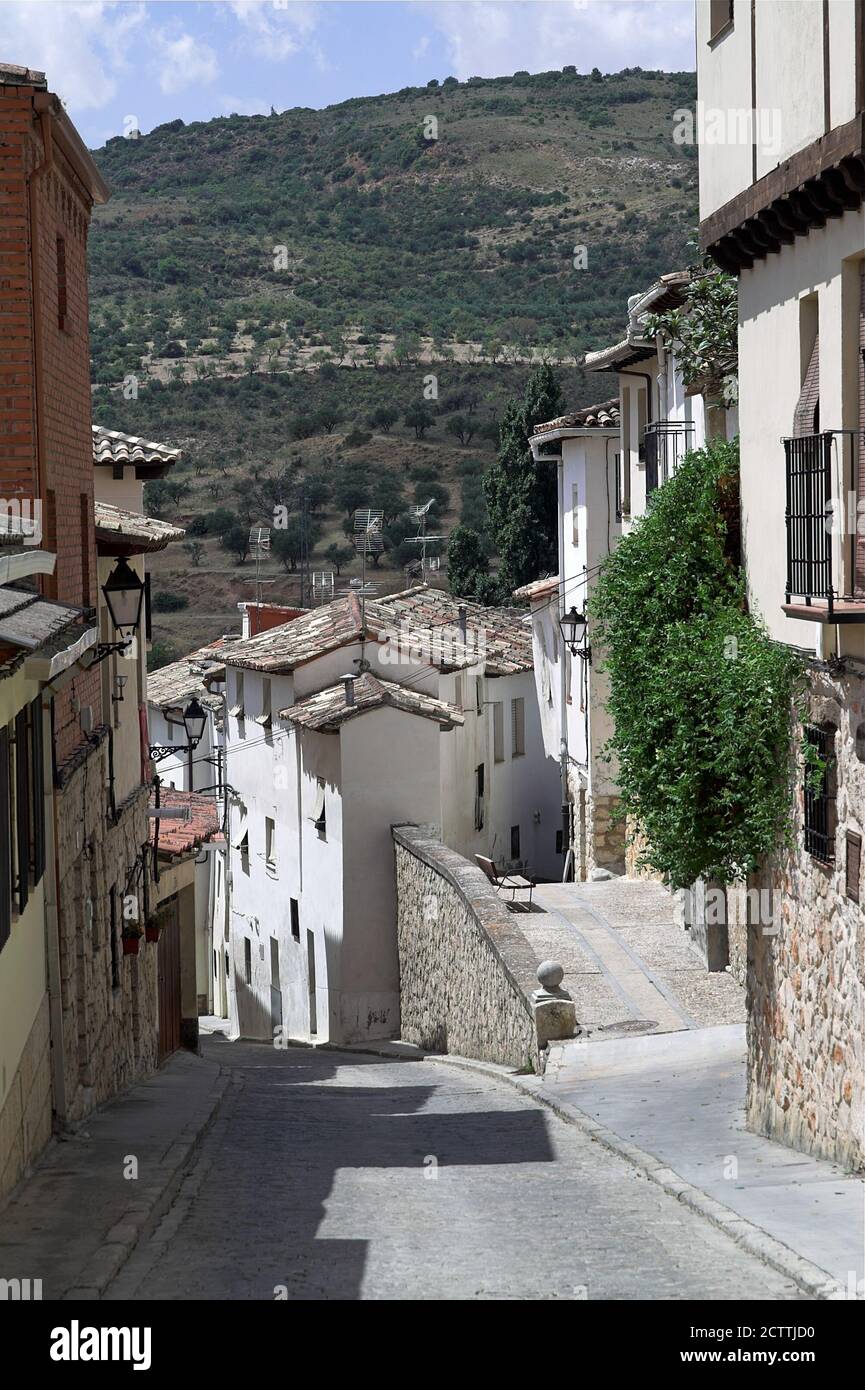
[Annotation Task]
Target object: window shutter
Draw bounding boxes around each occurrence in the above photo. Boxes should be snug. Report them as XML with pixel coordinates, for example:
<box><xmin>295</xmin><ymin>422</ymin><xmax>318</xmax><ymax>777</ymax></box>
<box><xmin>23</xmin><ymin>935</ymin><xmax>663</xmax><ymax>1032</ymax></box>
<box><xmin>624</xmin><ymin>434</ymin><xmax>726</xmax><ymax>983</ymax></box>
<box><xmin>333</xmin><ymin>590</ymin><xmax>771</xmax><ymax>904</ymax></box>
<box><xmin>493</xmin><ymin>702</ymin><xmax>504</xmax><ymax>762</ymax></box>
<box><xmin>0</xmin><ymin>728</ymin><xmax>10</xmax><ymax>952</ymax></box>
<box><xmin>511</xmin><ymin>697</ymin><xmax>525</xmax><ymax>756</ymax></box>
<box><xmin>30</xmin><ymin>697</ymin><xmax>45</xmax><ymax>886</ymax></box>
<box><xmin>846</xmin><ymin>831</ymin><xmax>861</xmax><ymax>902</ymax></box>
<box><xmin>793</xmin><ymin>336</ymin><xmax>820</xmax><ymax>437</ymax></box>
<box><xmin>15</xmin><ymin>707</ymin><xmax>30</xmax><ymax>914</ymax></box>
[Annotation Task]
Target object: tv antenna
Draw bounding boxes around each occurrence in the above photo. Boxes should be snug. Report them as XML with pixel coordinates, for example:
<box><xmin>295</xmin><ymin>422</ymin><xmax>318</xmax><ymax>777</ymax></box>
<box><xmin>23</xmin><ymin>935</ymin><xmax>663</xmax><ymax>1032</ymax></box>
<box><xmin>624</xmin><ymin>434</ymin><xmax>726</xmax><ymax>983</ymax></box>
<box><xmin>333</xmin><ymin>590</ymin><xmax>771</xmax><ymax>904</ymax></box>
<box><xmin>403</xmin><ymin>498</ymin><xmax>446</xmax><ymax>583</ymax></box>
<box><xmin>311</xmin><ymin>570</ymin><xmax>335</xmax><ymax>606</ymax></box>
<box><xmin>248</xmin><ymin>526</ymin><xmax>271</xmax><ymax>606</ymax></box>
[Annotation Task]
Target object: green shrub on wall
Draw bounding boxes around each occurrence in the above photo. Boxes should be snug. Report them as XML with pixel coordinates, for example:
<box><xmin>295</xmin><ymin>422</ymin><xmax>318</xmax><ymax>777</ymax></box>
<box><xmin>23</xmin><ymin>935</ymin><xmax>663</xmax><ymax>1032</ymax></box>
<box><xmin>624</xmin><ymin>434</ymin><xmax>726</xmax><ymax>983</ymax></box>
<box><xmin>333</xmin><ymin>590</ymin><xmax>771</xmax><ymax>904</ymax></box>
<box><xmin>590</xmin><ymin>437</ymin><xmax>802</xmax><ymax>888</ymax></box>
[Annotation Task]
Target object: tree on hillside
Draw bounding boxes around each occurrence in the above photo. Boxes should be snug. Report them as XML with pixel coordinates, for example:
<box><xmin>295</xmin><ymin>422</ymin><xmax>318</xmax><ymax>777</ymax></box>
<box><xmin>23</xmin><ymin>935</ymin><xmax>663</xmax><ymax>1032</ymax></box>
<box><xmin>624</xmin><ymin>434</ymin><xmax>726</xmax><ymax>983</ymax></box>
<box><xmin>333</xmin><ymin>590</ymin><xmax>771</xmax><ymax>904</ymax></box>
<box><xmin>324</xmin><ymin>543</ymin><xmax>354</xmax><ymax>575</ymax></box>
<box><xmin>405</xmin><ymin>405</ymin><xmax>435</xmax><ymax>439</ymax></box>
<box><xmin>482</xmin><ymin>362</ymin><xmax>563</xmax><ymax>597</ymax></box>
<box><xmin>447</xmin><ymin>526</ymin><xmax>490</xmax><ymax>599</ymax></box>
<box><xmin>221</xmin><ymin>522</ymin><xmax>251</xmax><ymax>565</ymax></box>
<box><xmin>445</xmin><ymin>414</ymin><xmax>475</xmax><ymax>446</ymax></box>
<box><xmin>369</xmin><ymin>406</ymin><xmax>398</xmax><ymax>433</ymax></box>
<box><xmin>273</xmin><ymin>516</ymin><xmax>323</xmax><ymax>572</ymax></box>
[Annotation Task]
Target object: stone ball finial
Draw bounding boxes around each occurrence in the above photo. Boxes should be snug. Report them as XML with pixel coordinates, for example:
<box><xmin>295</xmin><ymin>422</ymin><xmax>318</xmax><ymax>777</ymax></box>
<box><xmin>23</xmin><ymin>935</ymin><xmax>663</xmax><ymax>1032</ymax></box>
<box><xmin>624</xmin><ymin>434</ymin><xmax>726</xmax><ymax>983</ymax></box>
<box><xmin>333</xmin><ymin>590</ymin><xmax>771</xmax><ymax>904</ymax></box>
<box><xmin>537</xmin><ymin>960</ymin><xmax>564</xmax><ymax>992</ymax></box>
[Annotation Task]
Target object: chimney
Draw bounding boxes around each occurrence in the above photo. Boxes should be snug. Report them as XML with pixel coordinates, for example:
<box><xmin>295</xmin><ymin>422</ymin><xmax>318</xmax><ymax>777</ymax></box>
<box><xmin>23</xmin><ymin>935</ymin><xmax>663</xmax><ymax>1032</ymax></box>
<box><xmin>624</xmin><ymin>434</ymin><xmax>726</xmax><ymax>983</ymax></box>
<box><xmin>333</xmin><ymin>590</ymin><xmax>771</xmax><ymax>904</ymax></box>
<box><xmin>458</xmin><ymin>605</ymin><xmax>467</xmax><ymax>643</ymax></box>
<box><xmin>342</xmin><ymin>673</ymin><xmax>357</xmax><ymax>707</ymax></box>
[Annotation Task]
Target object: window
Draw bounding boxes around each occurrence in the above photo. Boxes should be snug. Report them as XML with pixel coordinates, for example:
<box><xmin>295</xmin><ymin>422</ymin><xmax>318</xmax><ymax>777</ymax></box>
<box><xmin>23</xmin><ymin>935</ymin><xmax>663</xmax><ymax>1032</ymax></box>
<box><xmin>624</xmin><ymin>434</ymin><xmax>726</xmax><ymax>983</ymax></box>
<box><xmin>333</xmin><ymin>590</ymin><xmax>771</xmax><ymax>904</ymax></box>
<box><xmin>56</xmin><ymin>236</ymin><xmax>67</xmax><ymax>330</ymax></box>
<box><xmin>492</xmin><ymin>702</ymin><xmax>504</xmax><ymax>762</ymax></box>
<box><xmin>454</xmin><ymin>674</ymin><xmax>463</xmax><ymax>711</ymax></box>
<box><xmin>474</xmin><ymin>764</ymin><xmax>485</xmax><ymax>832</ymax></box>
<box><xmin>510</xmin><ymin>825</ymin><xmax>521</xmax><ymax>861</ymax></box>
<box><xmin>614</xmin><ymin>452</ymin><xmax>622</xmax><ymax>522</ymax></box>
<box><xmin>803</xmin><ymin>724</ymin><xmax>837</xmax><ymax>864</ymax></box>
<box><xmin>244</xmin><ymin>937</ymin><xmax>252</xmax><ymax>984</ymax></box>
<box><xmin>708</xmin><ymin>0</ymin><xmax>733</xmax><ymax>42</ymax></box>
<box><xmin>621</xmin><ymin>388</ymin><xmax>632</xmax><ymax>515</ymax></box>
<box><xmin>254</xmin><ymin>678</ymin><xmax>272</xmax><ymax>727</ymax></box>
<box><xmin>265</xmin><ymin>816</ymin><xmax>276</xmax><ymax>870</ymax></box>
<box><xmin>846</xmin><ymin>832</ymin><xmax>861</xmax><ymax>903</ymax></box>
<box><xmin>311</xmin><ymin>777</ymin><xmax>326</xmax><ymax>836</ymax></box>
<box><xmin>511</xmin><ymin>698</ymin><xmax>525</xmax><ymax>757</ymax></box>
<box><xmin>270</xmin><ymin>936</ymin><xmax>280</xmax><ymax>985</ymax></box>
<box><xmin>475</xmin><ymin>677</ymin><xmax>483</xmax><ymax>714</ymax></box>
<box><xmin>290</xmin><ymin>898</ymin><xmax>300</xmax><ymax>942</ymax></box>
<box><xmin>229</xmin><ymin>671</ymin><xmax>245</xmax><ymax>720</ymax></box>
<box><xmin>238</xmin><ymin>829</ymin><xmax>250</xmax><ymax>875</ymax></box>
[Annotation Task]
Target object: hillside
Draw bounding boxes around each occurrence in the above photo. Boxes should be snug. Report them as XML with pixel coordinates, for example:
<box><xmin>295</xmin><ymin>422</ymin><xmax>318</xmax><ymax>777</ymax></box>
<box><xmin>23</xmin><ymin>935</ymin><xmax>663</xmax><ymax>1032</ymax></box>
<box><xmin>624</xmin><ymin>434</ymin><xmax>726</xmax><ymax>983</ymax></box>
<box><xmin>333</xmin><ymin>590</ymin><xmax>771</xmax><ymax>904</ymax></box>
<box><xmin>87</xmin><ymin>66</ymin><xmax>697</xmax><ymax>658</ymax></box>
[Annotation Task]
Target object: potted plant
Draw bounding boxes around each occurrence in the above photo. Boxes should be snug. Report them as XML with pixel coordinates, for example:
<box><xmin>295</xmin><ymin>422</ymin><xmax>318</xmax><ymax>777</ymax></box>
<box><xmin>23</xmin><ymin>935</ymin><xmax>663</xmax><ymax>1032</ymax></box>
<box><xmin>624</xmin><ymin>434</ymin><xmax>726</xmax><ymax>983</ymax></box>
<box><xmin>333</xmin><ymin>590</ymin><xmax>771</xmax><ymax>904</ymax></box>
<box><xmin>121</xmin><ymin>926</ymin><xmax>143</xmax><ymax>957</ymax></box>
<box><xmin>145</xmin><ymin>918</ymin><xmax>161</xmax><ymax>944</ymax></box>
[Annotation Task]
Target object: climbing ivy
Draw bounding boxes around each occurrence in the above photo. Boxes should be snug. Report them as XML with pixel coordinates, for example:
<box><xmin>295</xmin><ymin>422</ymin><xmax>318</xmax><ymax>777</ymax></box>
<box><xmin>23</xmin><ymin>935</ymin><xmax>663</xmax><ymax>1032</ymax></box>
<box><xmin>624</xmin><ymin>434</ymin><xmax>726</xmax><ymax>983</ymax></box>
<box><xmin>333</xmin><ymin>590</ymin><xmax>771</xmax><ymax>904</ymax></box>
<box><xmin>590</xmin><ymin>438</ymin><xmax>803</xmax><ymax>889</ymax></box>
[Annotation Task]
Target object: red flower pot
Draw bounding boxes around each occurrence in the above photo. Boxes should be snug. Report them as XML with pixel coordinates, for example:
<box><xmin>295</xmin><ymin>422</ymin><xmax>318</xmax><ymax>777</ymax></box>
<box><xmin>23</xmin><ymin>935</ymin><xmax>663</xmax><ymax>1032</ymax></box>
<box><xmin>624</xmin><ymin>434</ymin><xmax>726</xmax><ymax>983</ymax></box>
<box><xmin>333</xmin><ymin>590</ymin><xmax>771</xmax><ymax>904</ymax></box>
<box><xmin>145</xmin><ymin>923</ymin><xmax>160</xmax><ymax>944</ymax></box>
<box><xmin>121</xmin><ymin>934</ymin><xmax>140</xmax><ymax>956</ymax></box>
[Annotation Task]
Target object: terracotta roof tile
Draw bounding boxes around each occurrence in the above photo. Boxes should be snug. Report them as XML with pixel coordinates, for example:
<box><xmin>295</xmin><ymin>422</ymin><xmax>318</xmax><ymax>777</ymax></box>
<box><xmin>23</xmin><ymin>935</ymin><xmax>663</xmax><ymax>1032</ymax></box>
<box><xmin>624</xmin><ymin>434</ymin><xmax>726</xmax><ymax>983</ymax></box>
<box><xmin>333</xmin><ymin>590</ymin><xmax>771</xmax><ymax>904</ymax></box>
<box><xmin>379</xmin><ymin>585</ymin><xmax>535</xmax><ymax>675</ymax></box>
<box><xmin>95</xmin><ymin>501</ymin><xmax>185</xmax><ymax>553</ymax></box>
<box><xmin>147</xmin><ymin>642</ymin><xmax>226</xmax><ymax>713</ymax></box>
<box><xmin>279</xmin><ymin>672</ymin><xmax>463</xmax><ymax>732</ymax></box>
<box><xmin>92</xmin><ymin>425</ymin><xmax>181</xmax><ymax>470</ymax></box>
<box><xmin>533</xmin><ymin>398</ymin><xmax>620</xmax><ymax>434</ymax></box>
<box><xmin>513</xmin><ymin>574</ymin><xmax>560</xmax><ymax>602</ymax></box>
<box><xmin>149</xmin><ymin>788</ymin><xmax>221</xmax><ymax>858</ymax></box>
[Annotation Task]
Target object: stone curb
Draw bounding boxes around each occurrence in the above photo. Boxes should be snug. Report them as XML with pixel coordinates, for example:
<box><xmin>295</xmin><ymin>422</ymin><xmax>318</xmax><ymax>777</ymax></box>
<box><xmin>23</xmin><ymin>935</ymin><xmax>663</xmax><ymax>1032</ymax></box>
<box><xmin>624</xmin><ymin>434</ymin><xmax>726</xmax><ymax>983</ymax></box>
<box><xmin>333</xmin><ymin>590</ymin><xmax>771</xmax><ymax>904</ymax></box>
<box><xmin>63</xmin><ymin>1063</ymin><xmax>233</xmax><ymax>1301</ymax></box>
<box><xmin>349</xmin><ymin>1041</ymin><xmax>836</xmax><ymax>1300</ymax></box>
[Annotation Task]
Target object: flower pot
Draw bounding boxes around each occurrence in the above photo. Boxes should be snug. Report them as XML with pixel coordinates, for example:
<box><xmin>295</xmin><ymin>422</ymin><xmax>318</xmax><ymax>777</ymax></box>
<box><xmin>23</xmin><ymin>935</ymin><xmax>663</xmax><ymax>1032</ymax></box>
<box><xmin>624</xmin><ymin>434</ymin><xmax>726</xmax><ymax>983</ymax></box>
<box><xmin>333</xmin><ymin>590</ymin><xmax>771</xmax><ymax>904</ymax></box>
<box><xmin>121</xmin><ymin>934</ymin><xmax>140</xmax><ymax>957</ymax></box>
<box><xmin>145</xmin><ymin>923</ymin><xmax>160</xmax><ymax>944</ymax></box>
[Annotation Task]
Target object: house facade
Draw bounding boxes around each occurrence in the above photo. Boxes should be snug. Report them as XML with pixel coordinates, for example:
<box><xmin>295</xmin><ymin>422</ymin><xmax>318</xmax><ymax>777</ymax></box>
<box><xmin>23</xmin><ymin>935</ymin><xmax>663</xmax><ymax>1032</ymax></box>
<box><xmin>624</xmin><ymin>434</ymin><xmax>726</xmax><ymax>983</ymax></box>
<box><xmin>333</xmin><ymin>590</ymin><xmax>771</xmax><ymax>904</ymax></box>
<box><xmin>217</xmin><ymin>586</ymin><xmax>558</xmax><ymax>1045</ymax></box>
<box><xmin>0</xmin><ymin>65</ymin><xmax>191</xmax><ymax>1196</ymax></box>
<box><xmin>697</xmin><ymin>0</ymin><xmax>865</xmax><ymax>1167</ymax></box>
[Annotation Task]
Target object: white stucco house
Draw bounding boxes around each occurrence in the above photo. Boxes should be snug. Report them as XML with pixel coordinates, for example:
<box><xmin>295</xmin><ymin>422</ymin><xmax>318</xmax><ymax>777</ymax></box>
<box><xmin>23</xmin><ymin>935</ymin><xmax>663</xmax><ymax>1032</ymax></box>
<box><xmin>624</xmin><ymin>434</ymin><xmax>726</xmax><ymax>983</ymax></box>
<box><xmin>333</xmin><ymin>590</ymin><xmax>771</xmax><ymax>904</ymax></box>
<box><xmin>217</xmin><ymin>585</ymin><xmax>560</xmax><ymax>1045</ymax></box>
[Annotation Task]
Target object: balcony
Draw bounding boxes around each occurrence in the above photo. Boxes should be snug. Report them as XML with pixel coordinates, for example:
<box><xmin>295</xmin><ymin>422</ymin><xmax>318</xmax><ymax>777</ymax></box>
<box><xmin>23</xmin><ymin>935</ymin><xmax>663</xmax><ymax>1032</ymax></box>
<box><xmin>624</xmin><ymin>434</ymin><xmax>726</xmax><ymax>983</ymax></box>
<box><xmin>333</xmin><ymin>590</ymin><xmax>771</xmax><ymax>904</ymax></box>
<box><xmin>643</xmin><ymin>421</ymin><xmax>695</xmax><ymax>495</ymax></box>
<box><xmin>783</xmin><ymin>431</ymin><xmax>865</xmax><ymax>623</ymax></box>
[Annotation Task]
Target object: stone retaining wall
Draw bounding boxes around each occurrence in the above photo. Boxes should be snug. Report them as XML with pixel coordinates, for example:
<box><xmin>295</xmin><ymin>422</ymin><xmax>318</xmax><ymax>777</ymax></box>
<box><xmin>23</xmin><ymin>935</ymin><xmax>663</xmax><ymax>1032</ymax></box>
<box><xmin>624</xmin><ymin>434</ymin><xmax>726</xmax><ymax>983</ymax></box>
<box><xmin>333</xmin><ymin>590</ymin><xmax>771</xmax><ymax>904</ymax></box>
<box><xmin>746</xmin><ymin>673</ymin><xmax>864</xmax><ymax>1171</ymax></box>
<box><xmin>393</xmin><ymin>824</ymin><xmax>540</xmax><ymax>1070</ymax></box>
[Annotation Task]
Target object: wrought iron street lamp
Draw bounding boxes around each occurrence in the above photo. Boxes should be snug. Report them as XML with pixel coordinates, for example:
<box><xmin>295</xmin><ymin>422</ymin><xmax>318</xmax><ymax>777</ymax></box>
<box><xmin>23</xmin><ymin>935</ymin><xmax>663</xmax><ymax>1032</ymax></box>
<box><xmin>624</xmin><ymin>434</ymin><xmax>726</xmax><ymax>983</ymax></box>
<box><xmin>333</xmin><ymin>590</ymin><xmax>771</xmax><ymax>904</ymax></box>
<box><xmin>102</xmin><ymin>556</ymin><xmax>146</xmax><ymax>640</ymax></box>
<box><xmin>559</xmin><ymin>606</ymin><xmax>591</xmax><ymax>663</ymax></box>
<box><xmin>149</xmin><ymin>697</ymin><xmax>208</xmax><ymax>764</ymax></box>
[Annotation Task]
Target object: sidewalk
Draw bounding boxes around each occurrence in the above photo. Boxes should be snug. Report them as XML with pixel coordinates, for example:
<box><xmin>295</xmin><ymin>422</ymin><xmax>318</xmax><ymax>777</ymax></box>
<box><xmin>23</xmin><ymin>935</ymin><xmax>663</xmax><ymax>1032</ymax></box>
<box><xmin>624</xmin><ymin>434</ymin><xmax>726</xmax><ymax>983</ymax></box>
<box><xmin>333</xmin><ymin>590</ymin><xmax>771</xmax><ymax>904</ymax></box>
<box><xmin>542</xmin><ymin>1024</ymin><xmax>863</xmax><ymax>1293</ymax></box>
<box><xmin>0</xmin><ymin>1050</ymin><xmax>229</xmax><ymax>1299</ymax></box>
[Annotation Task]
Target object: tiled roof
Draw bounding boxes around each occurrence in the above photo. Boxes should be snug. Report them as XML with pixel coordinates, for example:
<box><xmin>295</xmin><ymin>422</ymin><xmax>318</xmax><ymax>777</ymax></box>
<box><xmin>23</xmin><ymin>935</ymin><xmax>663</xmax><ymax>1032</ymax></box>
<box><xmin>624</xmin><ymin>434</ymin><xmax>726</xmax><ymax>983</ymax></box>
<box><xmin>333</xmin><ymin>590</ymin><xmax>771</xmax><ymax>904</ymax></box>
<box><xmin>92</xmin><ymin>425</ymin><xmax>181</xmax><ymax>470</ymax></box>
<box><xmin>95</xmin><ymin>501</ymin><xmax>185</xmax><ymax>553</ymax></box>
<box><xmin>533</xmin><ymin>398</ymin><xmax>620</xmax><ymax>435</ymax></box>
<box><xmin>0</xmin><ymin>586</ymin><xmax>87</xmax><ymax>651</ymax></box>
<box><xmin>147</xmin><ymin>642</ymin><xmax>226</xmax><ymax>713</ymax></box>
<box><xmin>149</xmin><ymin>788</ymin><xmax>221</xmax><ymax>858</ymax></box>
<box><xmin>584</xmin><ymin>269</ymin><xmax>690</xmax><ymax>372</ymax></box>
<box><xmin>513</xmin><ymin>574</ymin><xmax>560</xmax><ymax>602</ymax></box>
<box><xmin>379</xmin><ymin>585</ymin><xmax>534</xmax><ymax>675</ymax></box>
<box><xmin>279</xmin><ymin>672</ymin><xmax>463</xmax><ymax>732</ymax></box>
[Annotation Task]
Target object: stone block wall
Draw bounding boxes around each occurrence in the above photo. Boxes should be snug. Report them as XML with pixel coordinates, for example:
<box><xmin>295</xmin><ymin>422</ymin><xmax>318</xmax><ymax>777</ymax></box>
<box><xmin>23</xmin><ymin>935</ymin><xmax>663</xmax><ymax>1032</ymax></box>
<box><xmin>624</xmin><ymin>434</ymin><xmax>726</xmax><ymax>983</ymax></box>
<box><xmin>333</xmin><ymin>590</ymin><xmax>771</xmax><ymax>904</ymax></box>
<box><xmin>0</xmin><ymin>994</ymin><xmax>51</xmax><ymax>1201</ymax></box>
<box><xmin>55</xmin><ymin>735</ymin><xmax>158</xmax><ymax>1125</ymax></box>
<box><xmin>393</xmin><ymin>824</ymin><xmax>539</xmax><ymax>1070</ymax></box>
<box><xmin>746</xmin><ymin>673</ymin><xmax>864</xmax><ymax>1171</ymax></box>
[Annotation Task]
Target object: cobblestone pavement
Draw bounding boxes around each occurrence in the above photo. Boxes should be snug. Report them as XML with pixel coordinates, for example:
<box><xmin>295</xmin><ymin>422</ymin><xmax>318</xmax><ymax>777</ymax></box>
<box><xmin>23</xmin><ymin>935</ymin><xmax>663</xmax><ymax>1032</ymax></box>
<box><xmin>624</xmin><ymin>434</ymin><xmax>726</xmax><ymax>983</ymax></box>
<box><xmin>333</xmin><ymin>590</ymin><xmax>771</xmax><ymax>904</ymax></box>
<box><xmin>105</xmin><ymin>1036</ymin><xmax>803</xmax><ymax>1301</ymax></box>
<box><xmin>524</xmin><ymin>879</ymin><xmax>746</xmax><ymax>1035</ymax></box>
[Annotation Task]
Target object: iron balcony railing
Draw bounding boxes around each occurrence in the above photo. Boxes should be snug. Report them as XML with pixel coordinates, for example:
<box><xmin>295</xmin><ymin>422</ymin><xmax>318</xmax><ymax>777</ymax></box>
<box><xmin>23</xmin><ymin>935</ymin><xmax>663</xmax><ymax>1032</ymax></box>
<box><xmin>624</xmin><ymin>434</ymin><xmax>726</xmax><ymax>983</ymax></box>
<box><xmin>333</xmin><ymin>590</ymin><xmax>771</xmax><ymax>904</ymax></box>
<box><xmin>643</xmin><ymin>420</ymin><xmax>696</xmax><ymax>495</ymax></box>
<box><xmin>783</xmin><ymin>430</ymin><xmax>864</xmax><ymax>616</ymax></box>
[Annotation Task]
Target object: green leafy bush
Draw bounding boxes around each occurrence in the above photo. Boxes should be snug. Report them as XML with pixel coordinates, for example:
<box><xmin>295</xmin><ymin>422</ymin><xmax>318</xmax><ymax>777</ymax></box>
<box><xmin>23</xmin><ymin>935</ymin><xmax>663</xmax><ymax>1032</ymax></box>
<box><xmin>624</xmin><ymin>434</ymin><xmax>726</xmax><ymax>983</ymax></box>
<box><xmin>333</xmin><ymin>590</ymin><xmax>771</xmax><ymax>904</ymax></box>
<box><xmin>591</xmin><ymin>438</ymin><xmax>802</xmax><ymax>887</ymax></box>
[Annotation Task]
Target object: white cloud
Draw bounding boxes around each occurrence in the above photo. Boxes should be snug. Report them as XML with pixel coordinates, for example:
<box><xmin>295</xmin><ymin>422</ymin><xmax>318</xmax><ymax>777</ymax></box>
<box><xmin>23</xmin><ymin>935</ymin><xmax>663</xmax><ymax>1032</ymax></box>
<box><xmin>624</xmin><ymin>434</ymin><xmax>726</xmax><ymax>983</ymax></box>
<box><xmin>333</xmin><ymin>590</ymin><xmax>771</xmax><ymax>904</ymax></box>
<box><xmin>151</xmin><ymin>30</ymin><xmax>219</xmax><ymax>95</ymax></box>
<box><xmin>0</xmin><ymin>0</ymin><xmax>146</xmax><ymax>111</ymax></box>
<box><xmin>412</xmin><ymin>34</ymin><xmax>430</xmax><ymax>62</ymax></box>
<box><xmin>226</xmin><ymin>0</ymin><xmax>322</xmax><ymax>61</ymax></box>
<box><xmin>419</xmin><ymin>0</ymin><xmax>694</xmax><ymax>80</ymax></box>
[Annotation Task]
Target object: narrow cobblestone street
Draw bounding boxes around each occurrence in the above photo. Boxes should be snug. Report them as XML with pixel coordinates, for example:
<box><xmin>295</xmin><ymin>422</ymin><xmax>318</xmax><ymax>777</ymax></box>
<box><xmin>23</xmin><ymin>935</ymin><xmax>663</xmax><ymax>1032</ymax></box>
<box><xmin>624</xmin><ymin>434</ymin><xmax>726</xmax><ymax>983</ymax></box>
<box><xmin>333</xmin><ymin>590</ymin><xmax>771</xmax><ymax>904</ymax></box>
<box><xmin>101</xmin><ymin>1037</ymin><xmax>802</xmax><ymax>1301</ymax></box>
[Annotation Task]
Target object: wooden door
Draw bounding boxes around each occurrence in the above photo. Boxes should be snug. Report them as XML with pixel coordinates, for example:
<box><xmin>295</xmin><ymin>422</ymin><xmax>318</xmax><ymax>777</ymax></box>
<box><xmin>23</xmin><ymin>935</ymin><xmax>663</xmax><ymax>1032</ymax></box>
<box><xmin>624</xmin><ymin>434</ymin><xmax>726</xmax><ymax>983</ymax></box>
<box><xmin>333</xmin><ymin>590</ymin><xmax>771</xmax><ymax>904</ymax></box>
<box><xmin>157</xmin><ymin>897</ymin><xmax>181</xmax><ymax>1063</ymax></box>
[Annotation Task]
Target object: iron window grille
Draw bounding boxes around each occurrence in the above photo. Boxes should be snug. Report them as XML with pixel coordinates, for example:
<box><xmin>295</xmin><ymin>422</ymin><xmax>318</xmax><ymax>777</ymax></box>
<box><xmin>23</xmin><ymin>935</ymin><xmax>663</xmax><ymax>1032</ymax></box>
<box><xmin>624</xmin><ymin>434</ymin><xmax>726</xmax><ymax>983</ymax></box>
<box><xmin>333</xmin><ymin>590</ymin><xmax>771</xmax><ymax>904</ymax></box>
<box><xmin>784</xmin><ymin>430</ymin><xmax>863</xmax><ymax>615</ymax></box>
<box><xmin>803</xmin><ymin>723</ymin><xmax>837</xmax><ymax>865</ymax></box>
<box><xmin>643</xmin><ymin>421</ymin><xmax>695</xmax><ymax>496</ymax></box>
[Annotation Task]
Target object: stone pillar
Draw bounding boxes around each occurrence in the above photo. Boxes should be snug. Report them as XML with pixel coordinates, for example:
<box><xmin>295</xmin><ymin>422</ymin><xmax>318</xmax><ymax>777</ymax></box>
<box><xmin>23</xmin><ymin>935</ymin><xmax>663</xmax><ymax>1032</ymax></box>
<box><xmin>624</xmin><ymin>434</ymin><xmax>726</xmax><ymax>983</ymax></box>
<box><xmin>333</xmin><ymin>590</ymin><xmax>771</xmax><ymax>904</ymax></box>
<box><xmin>532</xmin><ymin>961</ymin><xmax>578</xmax><ymax>1048</ymax></box>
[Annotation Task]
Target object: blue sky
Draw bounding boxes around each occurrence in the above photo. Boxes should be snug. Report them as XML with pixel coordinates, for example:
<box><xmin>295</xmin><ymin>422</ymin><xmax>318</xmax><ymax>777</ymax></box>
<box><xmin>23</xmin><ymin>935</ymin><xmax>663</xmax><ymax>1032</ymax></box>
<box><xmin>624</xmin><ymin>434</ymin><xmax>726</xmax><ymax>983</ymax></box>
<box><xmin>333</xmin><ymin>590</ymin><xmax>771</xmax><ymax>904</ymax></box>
<box><xmin>1</xmin><ymin>1</ymin><xmax>697</xmax><ymax>148</ymax></box>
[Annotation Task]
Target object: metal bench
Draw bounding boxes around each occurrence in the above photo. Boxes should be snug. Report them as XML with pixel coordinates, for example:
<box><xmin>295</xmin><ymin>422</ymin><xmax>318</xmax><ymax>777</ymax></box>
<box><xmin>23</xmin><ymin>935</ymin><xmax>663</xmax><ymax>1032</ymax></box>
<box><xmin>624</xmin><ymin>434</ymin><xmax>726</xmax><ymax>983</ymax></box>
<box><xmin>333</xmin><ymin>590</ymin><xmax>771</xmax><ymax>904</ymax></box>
<box><xmin>475</xmin><ymin>854</ymin><xmax>535</xmax><ymax>908</ymax></box>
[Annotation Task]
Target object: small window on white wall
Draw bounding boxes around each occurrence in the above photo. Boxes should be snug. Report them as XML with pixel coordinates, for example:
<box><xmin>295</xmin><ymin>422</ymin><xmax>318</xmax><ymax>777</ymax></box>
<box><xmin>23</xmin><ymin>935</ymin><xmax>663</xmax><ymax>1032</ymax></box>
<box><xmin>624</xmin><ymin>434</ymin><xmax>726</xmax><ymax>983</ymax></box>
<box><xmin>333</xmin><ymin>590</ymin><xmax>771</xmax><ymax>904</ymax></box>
<box><xmin>511</xmin><ymin>698</ymin><xmax>525</xmax><ymax>757</ymax></box>
<box><xmin>493</xmin><ymin>702</ymin><xmax>504</xmax><ymax>762</ymax></box>
<box><xmin>311</xmin><ymin>778</ymin><xmax>326</xmax><ymax>836</ymax></box>
<box><xmin>229</xmin><ymin>671</ymin><xmax>245</xmax><ymax>720</ymax></box>
<box><xmin>255</xmin><ymin>678</ymin><xmax>272</xmax><ymax>727</ymax></box>
<box><xmin>265</xmin><ymin>816</ymin><xmax>276</xmax><ymax>870</ymax></box>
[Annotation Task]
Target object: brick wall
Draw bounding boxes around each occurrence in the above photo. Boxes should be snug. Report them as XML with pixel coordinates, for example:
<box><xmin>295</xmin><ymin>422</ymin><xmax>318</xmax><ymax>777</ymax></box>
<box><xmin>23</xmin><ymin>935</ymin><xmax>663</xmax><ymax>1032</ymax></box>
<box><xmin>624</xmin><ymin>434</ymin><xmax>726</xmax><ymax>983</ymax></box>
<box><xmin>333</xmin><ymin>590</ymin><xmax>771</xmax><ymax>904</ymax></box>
<box><xmin>0</xmin><ymin>80</ymin><xmax>102</xmax><ymax>759</ymax></box>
